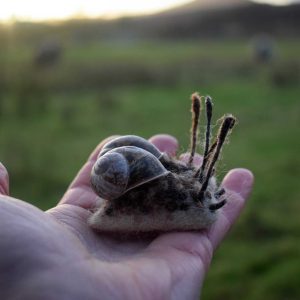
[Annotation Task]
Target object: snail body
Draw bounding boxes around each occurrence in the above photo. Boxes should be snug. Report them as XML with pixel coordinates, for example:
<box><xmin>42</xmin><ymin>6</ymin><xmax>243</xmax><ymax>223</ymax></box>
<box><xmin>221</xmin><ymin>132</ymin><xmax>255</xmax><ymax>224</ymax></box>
<box><xmin>89</xmin><ymin>94</ymin><xmax>236</xmax><ymax>233</ymax></box>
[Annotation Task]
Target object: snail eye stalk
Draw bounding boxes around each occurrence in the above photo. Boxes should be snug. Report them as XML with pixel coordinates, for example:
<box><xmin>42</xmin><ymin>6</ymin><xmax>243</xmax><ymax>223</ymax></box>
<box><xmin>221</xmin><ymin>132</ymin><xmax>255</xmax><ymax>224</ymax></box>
<box><xmin>200</xmin><ymin>115</ymin><xmax>236</xmax><ymax>193</ymax></box>
<box><xmin>196</xmin><ymin>96</ymin><xmax>213</xmax><ymax>181</ymax></box>
<box><xmin>203</xmin><ymin>96</ymin><xmax>213</xmax><ymax>158</ymax></box>
<box><xmin>188</xmin><ymin>93</ymin><xmax>201</xmax><ymax>166</ymax></box>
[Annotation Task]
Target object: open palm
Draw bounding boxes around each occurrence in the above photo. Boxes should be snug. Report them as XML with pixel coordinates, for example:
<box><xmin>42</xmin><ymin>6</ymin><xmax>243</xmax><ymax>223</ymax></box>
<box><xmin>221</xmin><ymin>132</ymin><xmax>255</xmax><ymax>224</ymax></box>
<box><xmin>0</xmin><ymin>135</ymin><xmax>253</xmax><ymax>300</ymax></box>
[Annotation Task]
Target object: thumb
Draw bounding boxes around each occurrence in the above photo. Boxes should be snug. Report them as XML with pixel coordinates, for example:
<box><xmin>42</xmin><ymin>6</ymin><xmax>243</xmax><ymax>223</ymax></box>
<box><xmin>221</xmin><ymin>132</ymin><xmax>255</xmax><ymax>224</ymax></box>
<box><xmin>207</xmin><ymin>168</ymin><xmax>254</xmax><ymax>249</ymax></box>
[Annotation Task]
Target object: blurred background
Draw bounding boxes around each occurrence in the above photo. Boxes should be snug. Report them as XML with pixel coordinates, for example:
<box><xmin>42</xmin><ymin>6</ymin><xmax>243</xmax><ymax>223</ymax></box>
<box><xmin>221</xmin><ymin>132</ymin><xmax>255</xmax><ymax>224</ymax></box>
<box><xmin>0</xmin><ymin>0</ymin><xmax>299</xmax><ymax>299</ymax></box>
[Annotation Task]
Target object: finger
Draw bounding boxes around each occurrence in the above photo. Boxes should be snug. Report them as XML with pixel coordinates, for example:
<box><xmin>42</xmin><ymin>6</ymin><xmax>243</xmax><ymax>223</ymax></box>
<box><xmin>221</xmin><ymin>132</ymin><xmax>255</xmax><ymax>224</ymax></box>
<box><xmin>0</xmin><ymin>162</ymin><xmax>9</xmax><ymax>196</ymax></box>
<box><xmin>179</xmin><ymin>153</ymin><xmax>203</xmax><ymax>167</ymax></box>
<box><xmin>149</xmin><ymin>134</ymin><xmax>178</xmax><ymax>156</ymax></box>
<box><xmin>207</xmin><ymin>168</ymin><xmax>254</xmax><ymax>249</ymax></box>
<box><xmin>58</xmin><ymin>136</ymin><xmax>119</xmax><ymax>208</ymax></box>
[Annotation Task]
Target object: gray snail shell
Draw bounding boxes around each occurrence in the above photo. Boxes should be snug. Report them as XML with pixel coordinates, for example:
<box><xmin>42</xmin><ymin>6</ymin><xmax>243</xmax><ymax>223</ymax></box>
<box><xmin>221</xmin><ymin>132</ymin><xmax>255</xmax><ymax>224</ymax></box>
<box><xmin>99</xmin><ymin>135</ymin><xmax>162</xmax><ymax>158</ymax></box>
<box><xmin>91</xmin><ymin>145</ymin><xmax>169</xmax><ymax>201</ymax></box>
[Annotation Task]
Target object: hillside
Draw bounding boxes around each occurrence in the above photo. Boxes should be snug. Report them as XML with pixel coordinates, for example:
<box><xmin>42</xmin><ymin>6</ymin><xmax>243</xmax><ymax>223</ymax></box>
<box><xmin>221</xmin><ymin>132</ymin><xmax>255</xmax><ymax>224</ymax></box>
<box><xmin>132</xmin><ymin>1</ymin><xmax>300</xmax><ymax>39</ymax></box>
<box><xmin>164</xmin><ymin>0</ymin><xmax>248</xmax><ymax>14</ymax></box>
<box><xmin>71</xmin><ymin>1</ymin><xmax>300</xmax><ymax>41</ymax></box>
<box><xmin>1</xmin><ymin>1</ymin><xmax>299</xmax><ymax>45</ymax></box>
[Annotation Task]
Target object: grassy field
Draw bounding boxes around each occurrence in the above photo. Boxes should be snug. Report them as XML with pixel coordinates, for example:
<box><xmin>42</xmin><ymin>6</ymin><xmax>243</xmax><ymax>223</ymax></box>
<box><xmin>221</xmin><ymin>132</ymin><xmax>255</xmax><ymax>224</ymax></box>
<box><xmin>0</xmin><ymin>37</ymin><xmax>300</xmax><ymax>299</ymax></box>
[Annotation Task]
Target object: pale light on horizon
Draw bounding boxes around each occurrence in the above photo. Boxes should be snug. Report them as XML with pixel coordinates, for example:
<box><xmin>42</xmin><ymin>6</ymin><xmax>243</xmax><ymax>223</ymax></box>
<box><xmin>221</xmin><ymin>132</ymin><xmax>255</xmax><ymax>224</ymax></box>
<box><xmin>0</xmin><ymin>0</ymin><xmax>297</xmax><ymax>22</ymax></box>
<box><xmin>0</xmin><ymin>0</ymin><xmax>192</xmax><ymax>22</ymax></box>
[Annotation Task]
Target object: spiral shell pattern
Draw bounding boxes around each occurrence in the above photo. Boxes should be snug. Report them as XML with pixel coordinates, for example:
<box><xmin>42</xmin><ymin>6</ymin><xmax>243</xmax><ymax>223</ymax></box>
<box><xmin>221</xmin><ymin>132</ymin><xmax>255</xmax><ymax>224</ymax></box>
<box><xmin>91</xmin><ymin>146</ymin><xmax>169</xmax><ymax>200</ymax></box>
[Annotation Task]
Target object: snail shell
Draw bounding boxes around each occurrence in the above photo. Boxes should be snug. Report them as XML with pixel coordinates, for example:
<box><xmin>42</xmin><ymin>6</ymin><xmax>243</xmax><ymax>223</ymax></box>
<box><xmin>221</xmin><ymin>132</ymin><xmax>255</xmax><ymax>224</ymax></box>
<box><xmin>99</xmin><ymin>135</ymin><xmax>162</xmax><ymax>158</ymax></box>
<box><xmin>91</xmin><ymin>146</ymin><xmax>169</xmax><ymax>201</ymax></box>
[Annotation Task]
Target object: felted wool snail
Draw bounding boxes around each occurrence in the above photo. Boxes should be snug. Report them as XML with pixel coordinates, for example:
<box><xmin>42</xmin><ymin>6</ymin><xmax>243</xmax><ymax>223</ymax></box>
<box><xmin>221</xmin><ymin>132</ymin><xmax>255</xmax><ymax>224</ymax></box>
<box><xmin>89</xmin><ymin>93</ymin><xmax>236</xmax><ymax>233</ymax></box>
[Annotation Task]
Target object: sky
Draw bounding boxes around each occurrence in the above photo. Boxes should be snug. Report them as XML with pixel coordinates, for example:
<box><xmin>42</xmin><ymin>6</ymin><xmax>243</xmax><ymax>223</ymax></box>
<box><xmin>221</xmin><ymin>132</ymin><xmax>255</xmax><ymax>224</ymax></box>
<box><xmin>0</xmin><ymin>0</ymin><xmax>297</xmax><ymax>22</ymax></box>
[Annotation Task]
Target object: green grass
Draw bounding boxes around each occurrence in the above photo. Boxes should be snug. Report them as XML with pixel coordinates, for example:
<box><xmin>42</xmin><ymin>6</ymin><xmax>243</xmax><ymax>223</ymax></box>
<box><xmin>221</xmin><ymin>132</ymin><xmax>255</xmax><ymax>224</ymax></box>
<box><xmin>0</xmin><ymin>38</ymin><xmax>300</xmax><ymax>299</ymax></box>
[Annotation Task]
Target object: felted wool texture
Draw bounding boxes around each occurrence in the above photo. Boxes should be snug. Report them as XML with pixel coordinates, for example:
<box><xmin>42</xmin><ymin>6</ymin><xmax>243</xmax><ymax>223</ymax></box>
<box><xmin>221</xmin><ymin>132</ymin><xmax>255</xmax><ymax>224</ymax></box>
<box><xmin>88</xmin><ymin>174</ymin><xmax>220</xmax><ymax>233</ymax></box>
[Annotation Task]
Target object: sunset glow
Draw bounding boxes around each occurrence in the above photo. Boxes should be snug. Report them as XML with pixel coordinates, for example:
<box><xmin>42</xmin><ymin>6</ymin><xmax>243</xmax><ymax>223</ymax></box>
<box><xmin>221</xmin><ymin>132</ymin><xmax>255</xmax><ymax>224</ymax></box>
<box><xmin>0</xmin><ymin>0</ymin><xmax>296</xmax><ymax>22</ymax></box>
<box><xmin>0</xmin><ymin>0</ymin><xmax>192</xmax><ymax>22</ymax></box>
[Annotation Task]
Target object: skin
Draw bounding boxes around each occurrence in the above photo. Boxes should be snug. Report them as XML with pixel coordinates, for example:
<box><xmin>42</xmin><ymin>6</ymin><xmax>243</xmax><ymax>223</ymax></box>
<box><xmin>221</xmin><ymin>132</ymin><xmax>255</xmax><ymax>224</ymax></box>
<box><xmin>0</xmin><ymin>135</ymin><xmax>254</xmax><ymax>300</ymax></box>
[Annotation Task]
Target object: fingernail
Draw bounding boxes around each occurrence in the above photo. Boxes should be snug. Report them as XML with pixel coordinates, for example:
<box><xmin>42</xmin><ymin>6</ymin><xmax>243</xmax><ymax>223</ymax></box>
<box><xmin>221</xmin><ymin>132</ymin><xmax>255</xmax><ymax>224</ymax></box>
<box><xmin>222</xmin><ymin>168</ymin><xmax>254</xmax><ymax>200</ymax></box>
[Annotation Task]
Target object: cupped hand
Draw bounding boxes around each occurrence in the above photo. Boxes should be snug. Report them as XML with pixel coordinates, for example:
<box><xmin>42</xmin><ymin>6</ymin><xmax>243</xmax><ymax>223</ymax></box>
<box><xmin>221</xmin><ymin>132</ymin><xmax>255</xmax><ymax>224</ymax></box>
<box><xmin>0</xmin><ymin>135</ymin><xmax>253</xmax><ymax>300</ymax></box>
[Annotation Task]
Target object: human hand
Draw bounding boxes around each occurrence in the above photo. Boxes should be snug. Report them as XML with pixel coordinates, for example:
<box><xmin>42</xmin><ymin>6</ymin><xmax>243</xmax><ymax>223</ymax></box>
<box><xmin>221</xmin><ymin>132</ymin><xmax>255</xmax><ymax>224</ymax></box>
<box><xmin>0</xmin><ymin>135</ymin><xmax>253</xmax><ymax>300</ymax></box>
